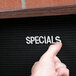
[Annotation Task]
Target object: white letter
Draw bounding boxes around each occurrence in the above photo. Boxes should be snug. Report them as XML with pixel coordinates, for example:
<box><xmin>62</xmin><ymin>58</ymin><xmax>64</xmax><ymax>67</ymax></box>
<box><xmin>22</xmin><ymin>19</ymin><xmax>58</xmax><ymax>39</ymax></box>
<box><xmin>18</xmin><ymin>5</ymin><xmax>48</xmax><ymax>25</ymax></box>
<box><xmin>39</xmin><ymin>36</ymin><xmax>44</xmax><ymax>44</ymax></box>
<box><xmin>26</xmin><ymin>36</ymin><xmax>31</xmax><ymax>44</ymax></box>
<box><xmin>51</xmin><ymin>36</ymin><xmax>55</xmax><ymax>44</ymax></box>
<box><xmin>31</xmin><ymin>36</ymin><xmax>35</xmax><ymax>44</ymax></box>
<box><xmin>47</xmin><ymin>36</ymin><xmax>51</xmax><ymax>44</ymax></box>
<box><xmin>55</xmin><ymin>36</ymin><xmax>61</xmax><ymax>42</ymax></box>
<box><xmin>35</xmin><ymin>36</ymin><xmax>39</xmax><ymax>44</ymax></box>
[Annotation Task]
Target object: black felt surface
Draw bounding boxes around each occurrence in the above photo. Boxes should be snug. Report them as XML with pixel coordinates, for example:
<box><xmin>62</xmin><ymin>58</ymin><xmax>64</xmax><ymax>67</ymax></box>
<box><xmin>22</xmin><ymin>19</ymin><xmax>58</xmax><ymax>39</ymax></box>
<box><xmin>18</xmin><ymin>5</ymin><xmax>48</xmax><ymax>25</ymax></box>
<box><xmin>0</xmin><ymin>15</ymin><xmax>76</xmax><ymax>76</ymax></box>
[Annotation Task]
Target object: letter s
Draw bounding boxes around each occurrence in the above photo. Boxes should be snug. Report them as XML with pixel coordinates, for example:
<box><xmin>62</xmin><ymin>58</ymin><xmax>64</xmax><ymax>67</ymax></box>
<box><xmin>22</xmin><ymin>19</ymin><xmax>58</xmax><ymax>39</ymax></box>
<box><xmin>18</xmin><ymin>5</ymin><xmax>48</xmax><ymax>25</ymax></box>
<box><xmin>55</xmin><ymin>36</ymin><xmax>62</xmax><ymax>42</ymax></box>
<box><xmin>26</xmin><ymin>36</ymin><xmax>30</xmax><ymax>44</ymax></box>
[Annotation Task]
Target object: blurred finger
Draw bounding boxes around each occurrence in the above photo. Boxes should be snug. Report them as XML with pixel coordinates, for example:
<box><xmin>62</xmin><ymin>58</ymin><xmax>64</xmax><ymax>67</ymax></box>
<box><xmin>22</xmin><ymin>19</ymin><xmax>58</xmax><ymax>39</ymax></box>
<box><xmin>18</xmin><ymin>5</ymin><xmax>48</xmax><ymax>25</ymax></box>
<box><xmin>40</xmin><ymin>42</ymin><xmax>62</xmax><ymax>62</ymax></box>
<box><xmin>54</xmin><ymin>56</ymin><xmax>61</xmax><ymax>64</ymax></box>
<box><xmin>56</xmin><ymin>62</ymin><xmax>67</xmax><ymax>70</ymax></box>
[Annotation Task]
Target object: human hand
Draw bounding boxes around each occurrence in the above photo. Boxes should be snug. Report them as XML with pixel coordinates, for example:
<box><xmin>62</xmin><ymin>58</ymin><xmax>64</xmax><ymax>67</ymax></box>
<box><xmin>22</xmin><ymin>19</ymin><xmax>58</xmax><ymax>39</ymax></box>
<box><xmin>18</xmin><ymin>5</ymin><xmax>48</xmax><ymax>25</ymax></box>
<box><xmin>31</xmin><ymin>42</ymin><xmax>69</xmax><ymax>76</ymax></box>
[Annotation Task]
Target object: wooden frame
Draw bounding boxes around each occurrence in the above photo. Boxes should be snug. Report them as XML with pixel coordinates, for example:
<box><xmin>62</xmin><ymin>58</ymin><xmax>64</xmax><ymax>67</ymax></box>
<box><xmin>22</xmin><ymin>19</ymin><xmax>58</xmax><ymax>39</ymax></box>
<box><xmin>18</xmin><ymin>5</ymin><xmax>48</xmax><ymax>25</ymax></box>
<box><xmin>0</xmin><ymin>4</ymin><xmax>76</xmax><ymax>19</ymax></box>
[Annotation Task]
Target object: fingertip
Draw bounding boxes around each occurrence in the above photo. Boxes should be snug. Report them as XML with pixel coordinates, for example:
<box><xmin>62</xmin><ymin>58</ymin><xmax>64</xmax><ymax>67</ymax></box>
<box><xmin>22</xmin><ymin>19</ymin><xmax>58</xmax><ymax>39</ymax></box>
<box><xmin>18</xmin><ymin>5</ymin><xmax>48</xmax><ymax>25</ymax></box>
<box><xmin>55</xmin><ymin>42</ymin><xmax>62</xmax><ymax>47</ymax></box>
<box><xmin>40</xmin><ymin>42</ymin><xmax>62</xmax><ymax>61</ymax></box>
<box><xmin>48</xmin><ymin>42</ymin><xmax>62</xmax><ymax>57</ymax></box>
<box><xmin>49</xmin><ymin>42</ymin><xmax>62</xmax><ymax>48</ymax></box>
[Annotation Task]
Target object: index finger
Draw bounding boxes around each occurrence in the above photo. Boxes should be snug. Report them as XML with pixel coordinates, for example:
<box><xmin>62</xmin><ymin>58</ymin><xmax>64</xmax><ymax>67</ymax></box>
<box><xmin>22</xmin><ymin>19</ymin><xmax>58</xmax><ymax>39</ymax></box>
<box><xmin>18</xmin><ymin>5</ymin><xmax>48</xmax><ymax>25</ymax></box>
<box><xmin>40</xmin><ymin>42</ymin><xmax>62</xmax><ymax>61</ymax></box>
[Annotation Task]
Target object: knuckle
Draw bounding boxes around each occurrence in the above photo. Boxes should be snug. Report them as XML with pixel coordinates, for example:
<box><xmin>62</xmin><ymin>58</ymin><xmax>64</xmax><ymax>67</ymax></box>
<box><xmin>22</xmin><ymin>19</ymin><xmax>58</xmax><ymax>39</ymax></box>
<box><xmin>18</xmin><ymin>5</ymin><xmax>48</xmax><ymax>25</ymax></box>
<box><xmin>62</xmin><ymin>63</ymin><xmax>67</xmax><ymax>68</ymax></box>
<box><xmin>66</xmin><ymin>68</ymin><xmax>70</xmax><ymax>76</ymax></box>
<box><xmin>56</xmin><ymin>62</ymin><xmax>67</xmax><ymax>69</ymax></box>
<box><xmin>32</xmin><ymin>61</ymin><xmax>38</xmax><ymax>68</ymax></box>
<box><xmin>34</xmin><ymin>61</ymin><xmax>38</xmax><ymax>65</ymax></box>
<box><xmin>67</xmin><ymin>69</ymin><xmax>69</xmax><ymax>73</ymax></box>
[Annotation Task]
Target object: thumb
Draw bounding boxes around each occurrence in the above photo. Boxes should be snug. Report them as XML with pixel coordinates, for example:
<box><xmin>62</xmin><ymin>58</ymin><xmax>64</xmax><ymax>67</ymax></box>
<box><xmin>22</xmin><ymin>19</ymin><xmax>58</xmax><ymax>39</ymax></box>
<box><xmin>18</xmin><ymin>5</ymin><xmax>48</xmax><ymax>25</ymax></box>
<box><xmin>40</xmin><ymin>42</ymin><xmax>62</xmax><ymax>61</ymax></box>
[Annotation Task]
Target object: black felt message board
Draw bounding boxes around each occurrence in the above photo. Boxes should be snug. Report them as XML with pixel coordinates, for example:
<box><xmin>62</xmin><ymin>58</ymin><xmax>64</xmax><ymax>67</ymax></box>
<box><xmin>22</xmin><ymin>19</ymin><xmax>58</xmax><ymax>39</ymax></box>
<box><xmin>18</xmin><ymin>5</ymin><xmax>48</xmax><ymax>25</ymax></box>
<box><xmin>0</xmin><ymin>15</ymin><xmax>76</xmax><ymax>76</ymax></box>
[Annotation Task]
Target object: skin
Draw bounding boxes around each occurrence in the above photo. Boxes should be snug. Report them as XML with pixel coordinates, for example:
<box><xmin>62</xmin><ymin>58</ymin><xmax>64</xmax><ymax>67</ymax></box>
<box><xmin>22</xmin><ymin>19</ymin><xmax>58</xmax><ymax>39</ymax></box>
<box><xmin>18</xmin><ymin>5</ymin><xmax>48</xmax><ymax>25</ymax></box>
<box><xmin>31</xmin><ymin>42</ymin><xmax>69</xmax><ymax>76</ymax></box>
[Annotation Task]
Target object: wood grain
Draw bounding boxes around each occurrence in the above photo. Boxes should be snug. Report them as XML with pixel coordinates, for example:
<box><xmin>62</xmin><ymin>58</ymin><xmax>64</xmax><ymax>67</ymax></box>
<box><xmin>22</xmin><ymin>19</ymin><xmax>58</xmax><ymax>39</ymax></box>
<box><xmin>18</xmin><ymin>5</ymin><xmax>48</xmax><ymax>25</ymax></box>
<box><xmin>0</xmin><ymin>4</ymin><xmax>76</xmax><ymax>19</ymax></box>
